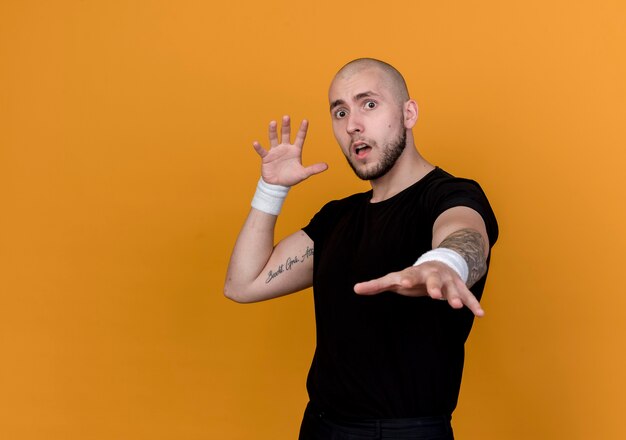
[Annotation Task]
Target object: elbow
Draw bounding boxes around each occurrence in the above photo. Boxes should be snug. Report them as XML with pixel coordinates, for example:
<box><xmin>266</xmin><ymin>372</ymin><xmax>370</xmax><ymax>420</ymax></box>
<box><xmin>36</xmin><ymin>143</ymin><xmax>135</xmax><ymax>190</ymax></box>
<box><xmin>223</xmin><ymin>282</ymin><xmax>253</xmax><ymax>304</ymax></box>
<box><xmin>223</xmin><ymin>282</ymin><xmax>239</xmax><ymax>302</ymax></box>
<box><xmin>224</xmin><ymin>291</ymin><xmax>246</xmax><ymax>304</ymax></box>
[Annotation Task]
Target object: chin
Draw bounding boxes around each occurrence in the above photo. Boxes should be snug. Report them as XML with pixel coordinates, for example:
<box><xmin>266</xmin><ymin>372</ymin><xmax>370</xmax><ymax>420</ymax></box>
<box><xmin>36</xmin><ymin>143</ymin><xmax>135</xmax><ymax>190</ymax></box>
<box><xmin>350</xmin><ymin>161</ymin><xmax>387</xmax><ymax>181</ymax></box>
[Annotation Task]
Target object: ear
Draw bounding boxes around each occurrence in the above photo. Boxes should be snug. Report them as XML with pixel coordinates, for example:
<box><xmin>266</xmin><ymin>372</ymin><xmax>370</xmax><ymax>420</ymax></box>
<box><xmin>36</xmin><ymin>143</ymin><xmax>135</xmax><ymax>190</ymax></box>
<box><xmin>403</xmin><ymin>99</ymin><xmax>418</xmax><ymax>129</ymax></box>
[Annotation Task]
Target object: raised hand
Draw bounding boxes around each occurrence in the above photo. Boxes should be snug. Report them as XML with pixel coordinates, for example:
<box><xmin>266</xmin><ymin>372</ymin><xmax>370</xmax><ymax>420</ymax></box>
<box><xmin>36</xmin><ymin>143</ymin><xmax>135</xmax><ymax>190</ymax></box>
<box><xmin>353</xmin><ymin>261</ymin><xmax>485</xmax><ymax>317</ymax></box>
<box><xmin>253</xmin><ymin>116</ymin><xmax>328</xmax><ymax>187</ymax></box>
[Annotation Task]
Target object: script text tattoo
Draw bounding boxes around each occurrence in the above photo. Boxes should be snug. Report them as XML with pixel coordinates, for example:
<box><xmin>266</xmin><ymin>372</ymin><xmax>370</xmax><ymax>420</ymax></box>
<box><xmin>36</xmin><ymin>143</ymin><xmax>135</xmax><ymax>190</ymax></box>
<box><xmin>265</xmin><ymin>246</ymin><xmax>314</xmax><ymax>284</ymax></box>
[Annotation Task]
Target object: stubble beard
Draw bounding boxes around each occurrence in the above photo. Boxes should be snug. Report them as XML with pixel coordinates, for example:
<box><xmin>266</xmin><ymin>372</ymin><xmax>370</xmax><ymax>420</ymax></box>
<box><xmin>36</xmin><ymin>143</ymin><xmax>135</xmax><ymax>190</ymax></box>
<box><xmin>346</xmin><ymin>128</ymin><xmax>407</xmax><ymax>181</ymax></box>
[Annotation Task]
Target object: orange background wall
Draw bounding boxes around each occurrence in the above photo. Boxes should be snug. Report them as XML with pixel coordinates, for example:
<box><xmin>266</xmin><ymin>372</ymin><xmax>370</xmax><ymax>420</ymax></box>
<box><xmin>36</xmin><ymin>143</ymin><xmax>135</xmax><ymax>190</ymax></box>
<box><xmin>1</xmin><ymin>1</ymin><xmax>625</xmax><ymax>439</ymax></box>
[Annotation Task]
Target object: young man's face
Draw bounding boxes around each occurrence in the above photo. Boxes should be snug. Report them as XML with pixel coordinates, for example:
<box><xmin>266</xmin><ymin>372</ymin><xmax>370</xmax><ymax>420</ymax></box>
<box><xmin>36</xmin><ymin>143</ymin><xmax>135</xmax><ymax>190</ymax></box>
<box><xmin>328</xmin><ymin>67</ymin><xmax>407</xmax><ymax>181</ymax></box>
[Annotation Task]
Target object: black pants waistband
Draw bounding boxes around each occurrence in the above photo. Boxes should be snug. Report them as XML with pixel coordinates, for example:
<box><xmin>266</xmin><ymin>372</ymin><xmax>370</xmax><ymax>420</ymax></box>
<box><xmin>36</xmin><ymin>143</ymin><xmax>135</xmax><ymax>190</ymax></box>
<box><xmin>300</xmin><ymin>401</ymin><xmax>454</xmax><ymax>439</ymax></box>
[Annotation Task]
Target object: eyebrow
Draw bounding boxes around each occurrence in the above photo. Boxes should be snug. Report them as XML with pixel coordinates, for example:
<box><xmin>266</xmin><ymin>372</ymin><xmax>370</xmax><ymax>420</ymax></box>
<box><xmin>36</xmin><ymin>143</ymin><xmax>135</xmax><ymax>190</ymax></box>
<box><xmin>329</xmin><ymin>91</ymin><xmax>381</xmax><ymax>111</ymax></box>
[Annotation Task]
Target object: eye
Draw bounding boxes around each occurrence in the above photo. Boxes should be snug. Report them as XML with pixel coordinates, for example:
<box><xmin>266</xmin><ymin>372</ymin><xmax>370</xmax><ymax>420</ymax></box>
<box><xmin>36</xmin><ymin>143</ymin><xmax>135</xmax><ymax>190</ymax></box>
<box><xmin>334</xmin><ymin>109</ymin><xmax>347</xmax><ymax>119</ymax></box>
<box><xmin>365</xmin><ymin>100</ymin><xmax>377</xmax><ymax>109</ymax></box>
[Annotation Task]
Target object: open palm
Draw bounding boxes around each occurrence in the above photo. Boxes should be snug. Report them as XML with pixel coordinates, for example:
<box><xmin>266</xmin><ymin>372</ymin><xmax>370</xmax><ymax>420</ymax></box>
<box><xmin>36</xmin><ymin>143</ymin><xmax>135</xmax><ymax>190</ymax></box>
<box><xmin>253</xmin><ymin>116</ymin><xmax>327</xmax><ymax>187</ymax></box>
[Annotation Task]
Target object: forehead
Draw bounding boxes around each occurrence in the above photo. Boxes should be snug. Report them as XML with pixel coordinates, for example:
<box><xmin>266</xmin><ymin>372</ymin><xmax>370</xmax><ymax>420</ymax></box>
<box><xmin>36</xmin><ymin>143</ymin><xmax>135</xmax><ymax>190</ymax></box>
<box><xmin>328</xmin><ymin>67</ymin><xmax>392</xmax><ymax>103</ymax></box>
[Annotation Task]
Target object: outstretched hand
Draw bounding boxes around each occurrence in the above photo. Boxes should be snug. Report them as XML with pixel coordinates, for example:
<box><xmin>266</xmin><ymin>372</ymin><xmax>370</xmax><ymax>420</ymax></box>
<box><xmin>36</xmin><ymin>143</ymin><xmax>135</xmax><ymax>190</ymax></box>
<box><xmin>353</xmin><ymin>261</ymin><xmax>485</xmax><ymax>317</ymax></box>
<box><xmin>253</xmin><ymin>116</ymin><xmax>328</xmax><ymax>187</ymax></box>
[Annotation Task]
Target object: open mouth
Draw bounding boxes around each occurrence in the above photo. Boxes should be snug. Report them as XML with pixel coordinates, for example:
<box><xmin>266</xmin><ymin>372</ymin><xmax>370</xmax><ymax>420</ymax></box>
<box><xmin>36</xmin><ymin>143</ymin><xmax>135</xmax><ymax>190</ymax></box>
<box><xmin>353</xmin><ymin>142</ymin><xmax>372</xmax><ymax>158</ymax></box>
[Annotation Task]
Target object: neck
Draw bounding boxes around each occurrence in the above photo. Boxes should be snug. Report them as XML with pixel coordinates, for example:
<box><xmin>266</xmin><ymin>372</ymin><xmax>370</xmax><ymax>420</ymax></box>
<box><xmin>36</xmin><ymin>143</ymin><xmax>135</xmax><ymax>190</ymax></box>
<box><xmin>369</xmin><ymin>141</ymin><xmax>434</xmax><ymax>203</ymax></box>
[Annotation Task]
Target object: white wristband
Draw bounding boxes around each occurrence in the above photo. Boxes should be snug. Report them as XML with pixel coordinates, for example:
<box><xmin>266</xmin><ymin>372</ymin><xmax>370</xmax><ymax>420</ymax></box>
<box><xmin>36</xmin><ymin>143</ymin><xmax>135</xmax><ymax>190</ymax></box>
<box><xmin>413</xmin><ymin>248</ymin><xmax>469</xmax><ymax>283</ymax></box>
<box><xmin>251</xmin><ymin>178</ymin><xmax>290</xmax><ymax>215</ymax></box>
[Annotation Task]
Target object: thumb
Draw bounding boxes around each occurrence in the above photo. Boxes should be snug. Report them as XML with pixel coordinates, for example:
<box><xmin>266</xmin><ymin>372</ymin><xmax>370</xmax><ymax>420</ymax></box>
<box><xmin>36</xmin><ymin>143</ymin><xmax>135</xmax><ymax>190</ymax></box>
<box><xmin>354</xmin><ymin>274</ymin><xmax>395</xmax><ymax>295</ymax></box>
<box><xmin>303</xmin><ymin>162</ymin><xmax>329</xmax><ymax>179</ymax></box>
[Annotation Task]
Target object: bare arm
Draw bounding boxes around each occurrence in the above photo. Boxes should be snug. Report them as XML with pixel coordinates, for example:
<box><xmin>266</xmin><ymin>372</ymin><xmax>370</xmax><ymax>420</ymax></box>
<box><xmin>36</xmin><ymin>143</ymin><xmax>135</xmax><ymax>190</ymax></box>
<box><xmin>223</xmin><ymin>116</ymin><xmax>327</xmax><ymax>303</ymax></box>
<box><xmin>224</xmin><ymin>213</ymin><xmax>315</xmax><ymax>303</ymax></box>
<box><xmin>354</xmin><ymin>206</ymin><xmax>490</xmax><ymax>316</ymax></box>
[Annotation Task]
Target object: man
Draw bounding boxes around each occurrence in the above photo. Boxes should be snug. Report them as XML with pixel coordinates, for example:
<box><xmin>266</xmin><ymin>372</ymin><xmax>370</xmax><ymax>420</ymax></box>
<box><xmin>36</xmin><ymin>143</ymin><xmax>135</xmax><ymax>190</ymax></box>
<box><xmin>224</xmin><ymin>58</ymin><xmax>498</xmax><ymax>439</ymax></box>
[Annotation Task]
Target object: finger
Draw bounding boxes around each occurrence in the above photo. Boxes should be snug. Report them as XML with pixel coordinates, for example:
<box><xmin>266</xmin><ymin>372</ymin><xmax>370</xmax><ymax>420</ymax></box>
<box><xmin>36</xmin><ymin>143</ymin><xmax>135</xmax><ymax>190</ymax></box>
<box><xmin>466</xmin><ymin>298</ymin><xmax>485</xmax><ymax>317</ymax></box>
<box><xmin>354</xmin><ymin>273</ymin><xmax>401</xmax><ymax>295</ymax></box>
<box><xmin>280</xmin><ymin>115</ymin><xmax>291</xmax><ymax>145</ymax></box>
<box><xmin>294</xmin><ymin>119</ymin><xmax>309</xmax><ymax>148</ymax></box>
<box><xmin>252</xmin><ymin>141</ymin><xmax>268</xmax><ymax>158</ymax></box>
<box><xmin>454</xmin><ymin>278</ymin><xmax>484</xmax><ymax>317</ymax></box>
<box><xmin>425</xmin><ymin>273</ymin><xmax>444</xmax><ymax>300</ymax></box>
<box><xmin>268</xmin><ymin>120</ymin><xmax>278</xmax><ymax>147</ymax></box>
<box><xmin>441</xmin><ymin>281</ymin><xmax>464</xmax><ymax>309</ymax></box>
<box><xmin>302</xmin><ymin>162</ymin><xmax>329</xmax><ymax>179</ymax></box>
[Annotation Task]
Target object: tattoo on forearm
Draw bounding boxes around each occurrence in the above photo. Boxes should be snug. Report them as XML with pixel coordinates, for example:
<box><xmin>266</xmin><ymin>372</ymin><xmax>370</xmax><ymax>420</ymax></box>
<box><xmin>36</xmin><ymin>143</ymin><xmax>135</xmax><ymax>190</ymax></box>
<box><xmin>438</xmin><ymin>229</ymin><xmax>487</xmax><ymax>287</ymax></box>
<box><xmin>265</xmin><ymin>246</ymin><xmax>314</xmax><ymax>284</ymax></box>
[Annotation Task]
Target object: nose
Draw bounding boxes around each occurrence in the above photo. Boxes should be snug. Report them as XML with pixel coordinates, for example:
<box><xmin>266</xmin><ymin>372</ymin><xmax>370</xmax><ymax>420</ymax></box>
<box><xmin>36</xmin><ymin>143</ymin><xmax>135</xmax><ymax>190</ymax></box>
<box><xmin>346</xmin><ymin>113</ymin><xmax>363</xmax><ymax>134</ymax></box>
